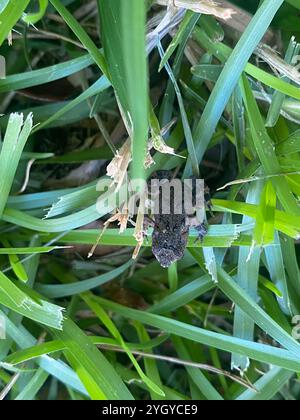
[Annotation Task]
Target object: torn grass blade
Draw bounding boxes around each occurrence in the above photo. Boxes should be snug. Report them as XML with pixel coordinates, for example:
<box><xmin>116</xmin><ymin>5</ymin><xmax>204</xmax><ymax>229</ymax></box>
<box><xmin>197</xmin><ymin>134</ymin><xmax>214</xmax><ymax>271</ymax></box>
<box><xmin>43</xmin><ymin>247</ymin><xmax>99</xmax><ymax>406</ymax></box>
<box><xmin>0</xmin><ymin>113</ymin><xmax>33</xmax><ymax>217</ymax></box>
<box><xmin>0</xmin><ymin>271</ymin><xmax>64</xmax><ymax>330</ymax></box>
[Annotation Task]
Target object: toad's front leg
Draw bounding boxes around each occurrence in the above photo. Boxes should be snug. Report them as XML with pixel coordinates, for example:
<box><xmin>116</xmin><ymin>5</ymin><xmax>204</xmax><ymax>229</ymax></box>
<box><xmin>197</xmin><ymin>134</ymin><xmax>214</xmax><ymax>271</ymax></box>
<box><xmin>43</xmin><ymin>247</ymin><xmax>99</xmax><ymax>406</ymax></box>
<box><xmin>142</xmin><ymin>215</ymin><xmax>155</xmax><ymax>243</ymax></box>
<box><xmin>186</xmin><ymin>216</ymin><xmax>208</xmax><ymax>243</ymax></box>
<box><xmin>186</xmin><ymin>179</ymin><xmax>211</xmax><ymax>242</ymax></box>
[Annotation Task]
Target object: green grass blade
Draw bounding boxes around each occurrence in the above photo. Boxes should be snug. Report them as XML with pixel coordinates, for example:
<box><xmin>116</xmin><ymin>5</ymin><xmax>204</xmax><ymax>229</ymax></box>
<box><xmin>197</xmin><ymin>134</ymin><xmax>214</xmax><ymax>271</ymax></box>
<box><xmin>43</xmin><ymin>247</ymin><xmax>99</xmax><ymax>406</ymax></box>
<box><xmin>253</xmin><ymin>181</ymin><xmax>276</xmax><ymax>247</ymax></box>
<box><xmin>232</xmin><ymin>85</ymin><xmax>246</xmax><ymax>171</ymax></box>
<box><xmin>265</xmin><ymin>37</ymin><xmax>298</xmax><ymax>127</ymax></box>
<box><xmin>237</xmin><ymin>367</ymin><xmax>294</xmax><ymax>401</ymax></box>
<box><xmin>82</xmin><ymin>294</ymin><xmax>165</xmax><ymax>397</ymax></box>
<box><xmin>172</xmin><ymin>336</ymin><xmax>224</xmax><ymax>400</ymax></box>
<box><xmin>0</xmin><ymin>311</ymin><xmax>88</xmax><ymax>395</ymax></box>
<box><xmin>158</xmin><ymin>41</ymin><xmax>199</xmax><ymax>177</ymax></box>
<box><xmin>4</xmin><ymin>336</ymin><xmax>169</xmax><ymax>366</ymax></box>
<box><xmin>33</xmin><ymin>76</ymin><xmax>111</xmax><ymax>132</ymax></box>
<box><xmin>286</xmin><ymin>0</ymin><xmax>300</xmax><ymax>10</ymax></box>
<box><xmin>192</xmin><ymin>28</ymin><xmax>300</xmax><ymax>101</ymax></box>
<box><xmin>159</xmin><ymin>10</ymin><xmax>200</xmax><ymax>71</ymax></box>
<box><xmin>276</xmin><ymin>129</ymin><xmax>300</xmax><ymax>155</ymax></box>
<box><xmin>184</xmin><ymin>0</ymin><xmax>284</xmax><ymax>175</ymax></box>
<box><xmin>22</xmin><ymin>0</ymin><xmax>48</xmax><ymax>25</ymax></box>
<box><xmin>232</xmin><ymin>183</ymin><xmax>261</xmax><ymax>372</ymax></box>
<box><xmin>212</xmin><ymin>199</ymin><xmax>300</xmax><ymax>239</ymax></box>
<box><xmin>0</xmin><ymin>272</ymin><xmax>64</xmax><ymax>330</ymax></box>
<box><xmin>264</xmin><ymin>232</ymin><xmax>291</xmax><ymax>315</ymax></box>
<box><xmin>15</xmin><ymin>369</ymin><xmax>49</xmax><ymax>400</ymax></box>
<box><xmin>0</xmin><ymin>113</ymin><xmax>33</xmax><ymax>217</ymax></box>
<box><xmin>280</xmin><ymin>235</ymin><xmax>300</xmax><ymax>301</ymax></box>
<box><xmin>0</xmin><ymin>54</ymin><xmax>93</xmax><ymax>93</ymax></box>
<box><xmin>0</xmin><ymin>246</ymin><xmax>65</xmax><ymax>255</ymax></box>
<box><xmin>52</xmin><ymin>317</ymin><xmax>134</xmax><ymax>400</ymax></box>
<box><xmin>49</xmin><ymin>0</ymin><xmax>108</xmax><ymax>76</ymax></box>
<box><xmin>36</xmin><ymin>259</ymin><xmax>133</xmax><ymax>298</ymax></box>
<box><xmin>149</xmin><ymin>275</ymin><xmax>214</xmax><ymax>314</ymax></box>
<box><xmin>93</xmin><ymin>296</ymin><xmax>300</xmax><ymax>372</ymax></box>
<box><xmin>0</xmin><ymin>0</ymin><xmax>30</xmax><ymax>46</ymax></box>
<box><xmin>98</xmin><ymin>0</ymin><xmax>149</xmax><ymax>181</ymax></box>
<box><xmin>240</xmin><ymin>75</ymin><xmax>300</xmax><ymax>216</ymax></box>
<box><xmin>134</xmin><ymin>322</ymin><xmax>165</xmax><ymax>400</ymax></box>
<box><xmin>191</xmin><ymin>249</ymin><xmax>300</xmax><ymax>357</ymax></box>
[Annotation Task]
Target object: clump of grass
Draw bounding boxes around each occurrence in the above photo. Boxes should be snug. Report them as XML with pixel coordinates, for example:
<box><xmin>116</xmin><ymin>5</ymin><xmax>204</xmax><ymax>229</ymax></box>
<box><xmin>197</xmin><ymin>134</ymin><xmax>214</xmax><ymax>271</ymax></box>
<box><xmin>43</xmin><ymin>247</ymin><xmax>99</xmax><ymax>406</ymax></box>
<box><xmin>0</xmin><ymin>0</ymin><xmax>300</xmax><ymax>401</ymax></box>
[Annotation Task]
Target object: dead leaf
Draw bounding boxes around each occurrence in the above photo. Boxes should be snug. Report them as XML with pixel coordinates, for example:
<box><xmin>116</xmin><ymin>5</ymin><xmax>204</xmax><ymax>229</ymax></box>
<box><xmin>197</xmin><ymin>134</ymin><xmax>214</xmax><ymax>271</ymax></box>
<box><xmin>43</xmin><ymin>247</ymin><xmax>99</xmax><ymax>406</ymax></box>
<box><xmin>106</xmin><ymin>139</ymin><xmax>132</xmax><ymax>190</ymax></box>
<box><xmin>162</xmin><ymin>0</ymin><xmax>236</xmax><ymax>20</ymax></box>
